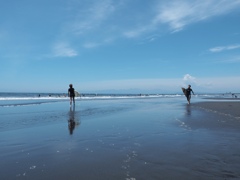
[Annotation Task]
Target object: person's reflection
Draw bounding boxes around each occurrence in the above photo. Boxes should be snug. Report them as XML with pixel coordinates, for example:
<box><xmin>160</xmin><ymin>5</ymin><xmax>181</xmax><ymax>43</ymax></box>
<box><xmin>68</xmin><ymin>104</ymin><xmax>80</xmax><ymax>135</ymax></box>
<box><xmin>185</xmin><ymin>104</ymin><xmax>192</xmax><ymax>116</ymax></box>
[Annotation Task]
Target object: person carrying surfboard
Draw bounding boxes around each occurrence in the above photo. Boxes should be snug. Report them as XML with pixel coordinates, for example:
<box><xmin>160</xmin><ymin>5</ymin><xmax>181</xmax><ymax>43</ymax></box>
<box><xmin>185</xmin><ymin>85</ymin><xmax>194</xmax><ymax>104</ymax></box>
<box><xmin>68</xmin><ymin>84</ymin><xmax>75</xmax><ymax>105</ymax></box>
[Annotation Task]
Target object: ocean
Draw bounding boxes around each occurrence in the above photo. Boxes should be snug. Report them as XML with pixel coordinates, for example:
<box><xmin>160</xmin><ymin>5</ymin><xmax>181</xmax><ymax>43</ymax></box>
<box><xmin>0</xmin><ymin>92</ymin><xmax>238</xmax><ymax>107</ymax></box>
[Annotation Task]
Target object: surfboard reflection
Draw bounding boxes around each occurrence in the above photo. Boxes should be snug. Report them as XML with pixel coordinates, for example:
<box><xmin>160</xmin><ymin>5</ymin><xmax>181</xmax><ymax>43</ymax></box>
<box><xmin>68</xmin><ymin>105</ymin><xmax>81</xmax><ymax>135</ymax></box>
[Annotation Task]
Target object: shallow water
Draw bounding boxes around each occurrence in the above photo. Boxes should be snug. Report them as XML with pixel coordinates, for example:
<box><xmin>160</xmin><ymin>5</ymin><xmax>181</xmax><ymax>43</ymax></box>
<box><xmin>0</xmin><ymin>98</ymin><xmax>240</xmax><ymax>179</ymax></box>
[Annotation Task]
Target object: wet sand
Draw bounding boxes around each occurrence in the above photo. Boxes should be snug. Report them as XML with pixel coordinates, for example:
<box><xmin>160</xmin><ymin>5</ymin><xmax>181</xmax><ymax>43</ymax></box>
<box><xmin>192</xmin><ymin>100</ymin><xmax>240</xmax><ymax>118</ymax></box>
<box><xmin>1</xmin><ymin>98</ymin><xmax>240</xmax><ymax>179</ymax></box>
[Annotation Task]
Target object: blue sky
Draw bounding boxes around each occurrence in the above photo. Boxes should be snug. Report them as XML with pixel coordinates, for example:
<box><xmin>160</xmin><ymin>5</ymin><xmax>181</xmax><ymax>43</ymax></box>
<box><xmin>1</xmin><ymin>0</ymin><xmax>240</xmax><ymax>93</ymax></box>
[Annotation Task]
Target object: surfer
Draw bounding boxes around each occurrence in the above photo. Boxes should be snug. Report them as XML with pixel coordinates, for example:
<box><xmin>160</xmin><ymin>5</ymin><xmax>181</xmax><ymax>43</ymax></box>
<box><xmin>186</xmin><ymin>85</ymin><xmax>194</xmax><ymax>104</ymax></box>
<box><xmin>68</xmin><ymin>84</ymin><xmax>75</xmax><ymax>105</ymax></box>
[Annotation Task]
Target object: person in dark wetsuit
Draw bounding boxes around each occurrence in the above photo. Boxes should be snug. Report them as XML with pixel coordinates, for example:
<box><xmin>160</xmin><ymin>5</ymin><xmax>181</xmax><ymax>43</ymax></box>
<box><xmin>186</xmin><ymin>85</ymin><xmax>194</xmax><ymax>104</ymax></box>
<box><xmin>68</xmin><ymin>84</ymin><xmax>75</xmax><ymax>105</ymax></box>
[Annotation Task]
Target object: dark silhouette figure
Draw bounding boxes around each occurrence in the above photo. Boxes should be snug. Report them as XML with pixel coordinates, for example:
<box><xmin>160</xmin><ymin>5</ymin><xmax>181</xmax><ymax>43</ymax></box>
<box><xmin>186</xmin><ymin>85</ymin><xmax>194</xmax><ymax>104</ymax></box>
<box><xmin>68</xmin><ymin>84</ymin><xmax>75</xmax><ymax>105</ymax></box>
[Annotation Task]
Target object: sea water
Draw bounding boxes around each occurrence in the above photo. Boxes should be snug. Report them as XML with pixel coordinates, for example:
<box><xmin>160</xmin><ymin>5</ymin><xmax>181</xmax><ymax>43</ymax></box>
<box><xmin>0</xmin><ymin>92</ymin><xmax>237</xmax><ymax>107</ymax></box>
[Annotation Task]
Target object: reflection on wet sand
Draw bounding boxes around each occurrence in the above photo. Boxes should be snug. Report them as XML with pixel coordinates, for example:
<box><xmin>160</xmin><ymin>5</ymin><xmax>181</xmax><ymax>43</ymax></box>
<box><xmin>185</xmin><ymin>104</ymin><xmax>192</xmax><ymax>116</ymax></box>
<box><xmin>68</xmin><ymin>104</ymin><xmax>80</xmax><ymax>135</ymax></box>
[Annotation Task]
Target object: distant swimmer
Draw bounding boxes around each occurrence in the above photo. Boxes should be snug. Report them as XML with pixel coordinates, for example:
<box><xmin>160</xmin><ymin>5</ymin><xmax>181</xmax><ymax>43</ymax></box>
<box><xmin>185</xmin><ymin>85</ymin><xmax>194</xmax><ymax>104</ymax></box>
<box><xmin>68</xmin><ymin>84</ymin><xmax>75</xmax><ymax>105</ymax></box>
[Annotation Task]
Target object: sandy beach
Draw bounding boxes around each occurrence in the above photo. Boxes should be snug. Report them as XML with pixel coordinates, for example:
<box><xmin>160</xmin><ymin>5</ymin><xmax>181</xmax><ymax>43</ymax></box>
<box><xmin>192</xmin><ymin>100</ymin><xmax>240</xmax><ymax>118</ymax></box>
<box><xmin>1</xmin><ymin>97</ymin><xmax>240</xmax><ymax>180</ymax></box>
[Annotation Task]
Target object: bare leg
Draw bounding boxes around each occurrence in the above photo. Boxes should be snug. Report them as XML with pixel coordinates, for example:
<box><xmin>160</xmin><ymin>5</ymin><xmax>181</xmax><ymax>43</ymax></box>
<box><xmin>187</xmin><ymin>95</ymin><xmax>191</xmax><ymax>104</ymax></box>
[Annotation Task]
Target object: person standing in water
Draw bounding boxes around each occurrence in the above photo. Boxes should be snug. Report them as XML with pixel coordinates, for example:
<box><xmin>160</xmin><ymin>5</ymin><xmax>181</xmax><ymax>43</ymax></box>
<box><xmin>68</xmin><ymin>84</ymin><xmax>75</xmax><ymax>105</ymax></box>
<box><xmin>186</xmin><ymin>85</ymin><xmax>194</xmax><ymax>104</ymax></box>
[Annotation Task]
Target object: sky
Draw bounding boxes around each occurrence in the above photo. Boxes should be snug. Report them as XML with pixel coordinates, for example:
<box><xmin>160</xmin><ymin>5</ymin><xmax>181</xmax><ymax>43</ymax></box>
<box><xmin>0</xmin><ymin>0</ymin><xmax>240</xmax><ymax>94</ymax></box>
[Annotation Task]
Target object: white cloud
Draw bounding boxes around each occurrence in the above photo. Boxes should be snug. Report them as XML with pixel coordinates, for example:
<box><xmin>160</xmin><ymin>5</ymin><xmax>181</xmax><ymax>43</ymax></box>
<box><xmin>122</xmin><ymin>0</ymin><xmax>240</xmax><ymax>38</ymax></box>
<box><xmin>183</xmin><ymin>74</ymin><xmax>196</xmax><ymax>83</ymax></box>
<box><xmin>153</xmin><ymin>1</ymin><xmax>194</xmax><ymax>32</ymax></box>
<box><xmin>152</xmin><ymin>0</ymin><xmax>240</xmax><ymax>33</ymax></box>
<box><xmin>53</xmin><ymin>42</ymin><xmax>78</xmax><ymax>57</ymax></box>
<box><xmin>209</xmin><ymin>44</ymin><xmax>240</xmax><ymax>53</ymax></box>
<box><xmin>57</xmin><ymin>0</ymin><xmax>240</xmax><ymax>50</ymax></box>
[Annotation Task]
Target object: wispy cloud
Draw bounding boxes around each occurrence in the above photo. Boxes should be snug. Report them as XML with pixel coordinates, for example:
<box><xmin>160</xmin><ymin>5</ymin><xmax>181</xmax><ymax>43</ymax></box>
<box><xmin>82</xmin><ymin>42</ymin><xmax>99</xmax><ymax>49</ymax></box>
<box><xmin>122</xmin><ymin>0</ymin><xmax>240</xmax><ymax>39</ymax></box>
<box><xmin>53</xmin><ymin>42</ymin><xmax>78</xmax><ymax>57</ymax></box>
<box><xmin>219</xmin><ymin>56</ymin><xmax>240</xmax><ymax>63</ymax></box>
<box><xmin>209</xmin><ymin>44</ymin><xmax>240</xmax><ymax>53</ymax></box>
<box><xmin>153</xmin><ymin>0</ymin><xmax>240</xmax><ymax>32</ymax></box>
<box><xmin>58</xmin><ymin>0</ymin><xmax>240</xmax><ymax>50</ymax></box>
<box><xmin>54</xmin><ymin>0</ymin><xmax>119</xmax><ymax>51</ymax></box>
<box><xmin>123</xmin><ymin>27</ymin><xmax>150</xmax><ymax>38</ymax></box>
<box><xmin>70</xmin><ymin>0</ymin><xmax>116</xmax><ymax>35</ymax></box>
